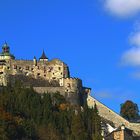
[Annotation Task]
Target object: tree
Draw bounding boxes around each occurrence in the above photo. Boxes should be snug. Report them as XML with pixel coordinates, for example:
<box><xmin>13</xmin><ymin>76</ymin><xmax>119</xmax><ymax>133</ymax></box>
<box><xmin>0</xmin><ymin>82</ymin><xmax>103</xmax><ymax>139</ymax></box>
<box><xmin>38</xmin><ymin>123</ymin><xmax>61</xmax><ymax>140</ymax></box>
<box><xmin>91</xmin><ymin>104</ymin><xmax>102</xmax><ymax>140</ymax></box>
<box><xmin>71</xmin><ymin>111</ymin><xmax>88</xmax><ymax>140</ymax></box>
<box><xmin>120</xmin><ymin>100</ymin><xmax>139</xmax><ymax>121</ymax></box>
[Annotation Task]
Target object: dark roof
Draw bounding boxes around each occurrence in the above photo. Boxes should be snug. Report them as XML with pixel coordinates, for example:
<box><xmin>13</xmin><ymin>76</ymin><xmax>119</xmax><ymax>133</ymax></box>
<box><xmin>2</xmin><ymin>42</ymin><xmax>9</xmax><ymax>49</ymax></box>
<box><xmin>39</xmin><ymin>50</ymin><xmax>48</xmax><ymax>60</ymax></box>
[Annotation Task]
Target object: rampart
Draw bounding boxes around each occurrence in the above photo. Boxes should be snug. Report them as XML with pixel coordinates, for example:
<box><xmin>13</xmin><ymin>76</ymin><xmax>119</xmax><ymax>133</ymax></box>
<box><xmin>33</xmin><ymin>86</ymin><xmax>81</xmax><ymax>105</ymax></box>
<box><xmin>62</xmin><ymin>77</ymin><xmax>82</xmax><ymax>93</ymax></box>
<box><xmin>33</xmin><ymin>87</ymin><xmax>65</xmax><ymax>95</ymax></box>
<box><xmin>87</xmin><ymin>95</ymin><xmax>140</xmax><ymax>136</ymax></box>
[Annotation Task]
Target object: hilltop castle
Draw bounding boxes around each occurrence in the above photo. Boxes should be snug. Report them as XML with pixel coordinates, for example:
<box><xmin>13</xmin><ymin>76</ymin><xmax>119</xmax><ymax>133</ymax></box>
<box><xmin>0</xmin><ymin>42</ymin><xmax>90</xmax><ymax>105</ymax></box>
<box><xmin>1</xmin><ymin>42</ymin><xmax>140</xmax><ymax>138</ymax></box>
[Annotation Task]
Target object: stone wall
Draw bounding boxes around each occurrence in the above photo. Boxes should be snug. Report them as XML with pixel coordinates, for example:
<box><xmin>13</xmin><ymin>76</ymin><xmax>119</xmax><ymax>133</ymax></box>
<box><xmin>87</xmin><ymin>95</ymin><xmax>140</xmax><ymax>136</ymax></box>
<box><xmin>33</xmin><ymin>87</ymin><xmax>81</xmax><ymax>105</ymax></box>
<box><xmin>33</xmin><ymin>87</ymin><xmax>65</xmax><ymax>95</ymax></box>
<box><xmin>61</xmin><ymin>78</ymin><xmax>83</xmax><ymax>93</ymax></box>
<box><xmin>8</xmin><ymin>74</ymin><xmax>60</xmax><ymax>87</ymax></box>
<box><xmin>0</xmin><ymin>58</ymin><xmax>70</xmax><ymax>85</ymax></box>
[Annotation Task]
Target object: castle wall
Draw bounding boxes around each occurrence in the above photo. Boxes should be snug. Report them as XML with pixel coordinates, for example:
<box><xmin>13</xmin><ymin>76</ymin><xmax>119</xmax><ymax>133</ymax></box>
<box><xmin>62</xmin><ymin>78</ymin><xmax>83</xmax><ymax>93</ymax></box>
<box><xmin>0</xmin><ymin>59</ymin><xmax>70</xmax><ymax>84</ymax></box>
<box><xmin>33</xmin><ymin>86</ymin><xmax>80</xmax><ymax>105</ymax></box>
<box><xmin>42</xmin><ymin>59</ymin><xmax>69</xmax><ymax>81</ymax></box>
<box><xmin>33</xmin><ymin>87</ymin><xmax>65</xmax><ymax>95</ymax></box>
<box><xmin>87</xmin><ymin>95</ymin><xmax>140</xmax><ymax>136</ymax></box>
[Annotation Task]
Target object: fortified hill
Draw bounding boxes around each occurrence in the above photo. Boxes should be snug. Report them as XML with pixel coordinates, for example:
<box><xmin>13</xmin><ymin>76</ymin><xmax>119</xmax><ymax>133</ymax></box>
<box><xmin>1</xmin><ymin>42</ymin><xmax>140</xmax><ymax>138</ymax></box>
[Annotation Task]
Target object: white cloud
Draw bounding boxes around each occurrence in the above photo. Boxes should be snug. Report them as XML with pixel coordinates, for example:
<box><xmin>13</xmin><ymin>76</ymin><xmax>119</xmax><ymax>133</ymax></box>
<box><xmin>130</xmin><ymin>32</ymin><xmax>140</xmax><ymax>46</ymax></box>
<box><xmin>121</xmin><ymin>23</ymin><xmax>140</xmax><ymax>66</ymax></box>
<box><xmin>104</xmin><ymin>0</ymin><xmax>140</xmax><ymax>17</ymax></box>
<box><xmin>121</xmin><ymin>47</ymin><xmax>140</xmax><ymax>66</ymax></box>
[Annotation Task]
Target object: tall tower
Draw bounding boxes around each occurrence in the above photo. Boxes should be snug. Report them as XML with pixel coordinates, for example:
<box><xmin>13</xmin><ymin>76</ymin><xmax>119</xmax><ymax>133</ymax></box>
<box><xmin>0</xmin><ymin>42</ymin><xmax>15</xmax><ymax>60</ymax></box>
<box><xmin>2</xmin><ymin>42</ymin><xmax>10</xmax><ymax>54</ymax></box>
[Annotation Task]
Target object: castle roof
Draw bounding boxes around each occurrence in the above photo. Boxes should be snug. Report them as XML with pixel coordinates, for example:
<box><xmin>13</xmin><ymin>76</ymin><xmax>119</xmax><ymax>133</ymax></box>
<box><xmin>39</xmin><ymin>50</ymin><xmax>48</xmax><ymax>60</ymax></box>
<box><xmin>0</xmin><ymin>42</ymin><xmax>15</xmax><ymax>60</ymax></box>
<box><xmin>2</xmin><ymin>42</ymin><xmax>9</xmax><ymax>49</ymax></box>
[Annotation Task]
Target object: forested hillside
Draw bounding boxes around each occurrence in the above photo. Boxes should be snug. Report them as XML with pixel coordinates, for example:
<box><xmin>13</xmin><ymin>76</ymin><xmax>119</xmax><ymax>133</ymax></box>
<box><xmin>0</xmin><ymin>82</ymin><xmax>102</xmax><ymax>140</ymax></box>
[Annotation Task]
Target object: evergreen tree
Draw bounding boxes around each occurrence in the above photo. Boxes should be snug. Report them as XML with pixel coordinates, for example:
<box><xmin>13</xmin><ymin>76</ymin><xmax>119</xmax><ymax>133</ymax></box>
<box><xmin>91</xmin><ymin>104</ymin><xmax>102</xmax><ymax>140</ymax></box>
<box><xmin>71</xmin><ymin>111</ymin><xmax>88</xmax><ymax>140</ymax></box>
<box><xmin>0</xmin><ymin>82</ymin><xmax>103</xmax><ymax>140</ymax></box>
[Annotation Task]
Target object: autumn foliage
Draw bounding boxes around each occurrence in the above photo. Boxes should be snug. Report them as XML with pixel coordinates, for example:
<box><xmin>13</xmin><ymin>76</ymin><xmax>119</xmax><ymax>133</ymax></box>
<box><xmin>120</xmin><ymin>100</ymin><xmax>139</xmax><ymax>121</ymax></box>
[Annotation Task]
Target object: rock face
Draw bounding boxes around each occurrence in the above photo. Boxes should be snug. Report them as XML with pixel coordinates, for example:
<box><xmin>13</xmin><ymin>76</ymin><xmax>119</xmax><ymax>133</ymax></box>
<box><xmin>87</xmin><ymin>95</ymin><xmax>140</xmax><ymax>136</ymax></box>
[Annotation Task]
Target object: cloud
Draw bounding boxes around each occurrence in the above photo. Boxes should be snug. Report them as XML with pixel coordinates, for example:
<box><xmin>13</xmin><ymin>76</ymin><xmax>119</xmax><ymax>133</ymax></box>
<box><xmin>130</xmin><ymin>31</ymin><xmax>140</xmax><ymax>46</ymax></box>
<box><xmin>121</xmin><ymin>47</ymin><xmax>140</xmax><ymax>66</ymax></box>
<box><xmin>104</xmin><ymin>0</ymin><xmax>140</xmax><ymax>17</ymax></box>
<box><xmin>121</xmin><ymin>24</ymin><xmax>140</xmax><ymax>66</ymax></box>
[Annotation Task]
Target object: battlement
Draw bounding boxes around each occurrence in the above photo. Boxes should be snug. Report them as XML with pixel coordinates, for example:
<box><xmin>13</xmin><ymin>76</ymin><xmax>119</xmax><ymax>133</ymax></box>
<box><xmin>64</xmin><ymin>77</ymin><xmax>82</xmax><ymax>82</ymax></box>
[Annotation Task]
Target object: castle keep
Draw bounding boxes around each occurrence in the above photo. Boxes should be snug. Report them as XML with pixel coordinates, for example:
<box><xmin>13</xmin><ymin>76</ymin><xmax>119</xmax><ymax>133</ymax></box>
<box><xmin>0</xmin><ymin>42</ymin><xmax>91</xmax><ymax>105</ymax></box>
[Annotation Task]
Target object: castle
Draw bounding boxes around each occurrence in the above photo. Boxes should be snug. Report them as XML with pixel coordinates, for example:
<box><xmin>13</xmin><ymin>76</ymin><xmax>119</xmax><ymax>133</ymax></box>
<box><xmin>1</xmin><ymin>42</ymin><xmax>140</xmax><ymax>139</ymax></box>
<box><xmin>0</xmin><ymin>42</ymin><xmax>90</xmax><ymax>105</ymax></box>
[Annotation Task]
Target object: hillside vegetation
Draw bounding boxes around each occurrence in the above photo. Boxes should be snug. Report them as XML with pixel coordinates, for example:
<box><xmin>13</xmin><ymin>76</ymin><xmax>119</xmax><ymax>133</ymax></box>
<box><xmin>0</xmin><ymin>82</ymin><xmax>102</xmax><ymax>140</ymax></box>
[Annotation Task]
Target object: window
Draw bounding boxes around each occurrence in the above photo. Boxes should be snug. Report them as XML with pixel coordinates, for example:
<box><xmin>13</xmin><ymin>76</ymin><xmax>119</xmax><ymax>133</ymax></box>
<box><xmin>37</xmin><ymin>73</ymin><xmax>40</xmax><ymax>76</ymax></box>
<box><xmin>26</xmin><ymin>66</ymin><xmax>29</xmax><ymax>70</ymax></box>
<box><xmin>0</xmin><ymin>72</ymin><xmax>3</xmax><ymax>74</ymax></box>
<box><xmin>67</xmin><ymin>83</ymin><xmax>70</xmax><ymax>87</ymax></box>
<box><xmin>13</xmin><ymin>65</ymin><xmax>17</xmax><ymax>69</ymax></box>
<box><xmin>48</xmin><ymin>67</ymin><xmax>53</xmax><ymax>72</ymax></box>
<box><xmin>58</xmin><ymin>67</ymin><xmax>61</xmax><ymax>70</ymax></box>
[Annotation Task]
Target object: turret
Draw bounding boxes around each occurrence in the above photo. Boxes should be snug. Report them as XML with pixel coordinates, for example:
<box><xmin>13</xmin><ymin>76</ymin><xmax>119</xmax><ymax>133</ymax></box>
<box><xmin>0</xmin><ymin>42</ymin><xmax>15</xmax><ymax>60</ymax></box>
<box><xmin>2</xmin><ymin>42</ymin><xmax>10</xmax><ymax>53</ymax></box>
<box><xmin>33</xmin><ymin>56</ymin><xmax>37</xmax><ymax>66</ymax></box>
<box><xmin>39</xmin><ymin>50</ymin><xmax>48</xmax><ymax>62</ymax></box>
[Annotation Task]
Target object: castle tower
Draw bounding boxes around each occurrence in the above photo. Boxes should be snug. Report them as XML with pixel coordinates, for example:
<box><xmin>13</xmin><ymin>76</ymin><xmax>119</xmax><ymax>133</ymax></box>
<box><xmin>39</xmin><ymin>50</ymin><xmax>48</xmax><ymax>62</ymax></box>
<box><xmin>2</xmin><ymin>42</ymin><xmax>10</xmax><ymax>53</ymax></box>
<box><xmin>0</xmin><ymin>42</ymin><xmax>15</xmax><ymax>60</ymax></box>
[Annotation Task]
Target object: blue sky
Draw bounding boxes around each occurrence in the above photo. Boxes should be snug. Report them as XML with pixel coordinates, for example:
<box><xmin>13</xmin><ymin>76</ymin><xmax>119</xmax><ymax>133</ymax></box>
<box><xmin>1</xmin><ymin>0</ymin><xmax>140</xmax><ymax>113</ymax></box>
